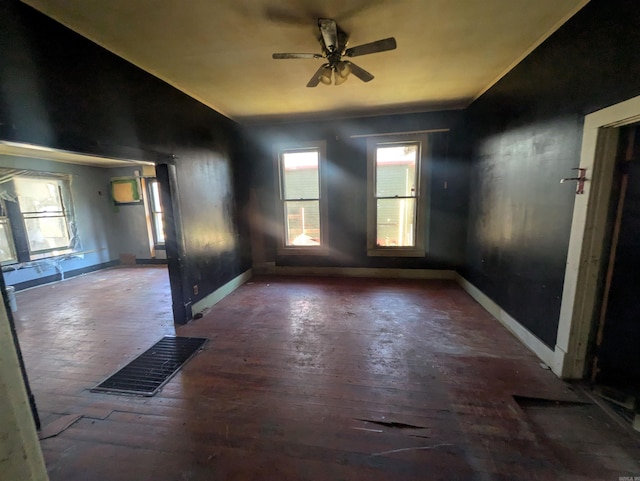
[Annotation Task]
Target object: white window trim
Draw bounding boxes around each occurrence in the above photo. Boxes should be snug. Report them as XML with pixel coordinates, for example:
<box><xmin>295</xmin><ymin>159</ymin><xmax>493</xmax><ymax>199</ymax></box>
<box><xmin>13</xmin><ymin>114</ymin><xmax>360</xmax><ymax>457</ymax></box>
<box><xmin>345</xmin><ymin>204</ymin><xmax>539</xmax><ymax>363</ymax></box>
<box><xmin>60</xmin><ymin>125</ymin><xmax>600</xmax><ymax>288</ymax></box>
<box><xmin>274</xmin><ymin>140</ymin><xmax>329</xmax><ymax>256</ymax></box>
<box><xmin>366</xmin><ymin>134</ymin><xmax>429</xmax><ymax>257</ymax></box>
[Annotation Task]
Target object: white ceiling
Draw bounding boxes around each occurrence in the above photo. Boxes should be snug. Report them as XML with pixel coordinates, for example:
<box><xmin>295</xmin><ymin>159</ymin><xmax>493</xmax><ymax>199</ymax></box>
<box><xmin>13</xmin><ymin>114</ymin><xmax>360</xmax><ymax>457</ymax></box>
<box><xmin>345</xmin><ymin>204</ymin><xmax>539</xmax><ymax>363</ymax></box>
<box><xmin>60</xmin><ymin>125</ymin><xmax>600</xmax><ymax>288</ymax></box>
<box><xmin>23</xmin><ymin>0</ymin><xmax>589</xmax><ymax>123</ymax></box>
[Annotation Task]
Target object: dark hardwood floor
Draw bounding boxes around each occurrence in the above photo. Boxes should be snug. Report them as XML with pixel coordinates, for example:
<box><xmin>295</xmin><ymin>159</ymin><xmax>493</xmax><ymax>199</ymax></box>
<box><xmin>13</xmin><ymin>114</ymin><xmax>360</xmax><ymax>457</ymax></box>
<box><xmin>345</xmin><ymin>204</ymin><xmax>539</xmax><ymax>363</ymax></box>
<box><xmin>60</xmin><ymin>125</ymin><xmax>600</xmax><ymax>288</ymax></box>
<box><xmin>12</xmin><ymin>266</ymin><xmax>640</xmax><ymax>480</ymax></box>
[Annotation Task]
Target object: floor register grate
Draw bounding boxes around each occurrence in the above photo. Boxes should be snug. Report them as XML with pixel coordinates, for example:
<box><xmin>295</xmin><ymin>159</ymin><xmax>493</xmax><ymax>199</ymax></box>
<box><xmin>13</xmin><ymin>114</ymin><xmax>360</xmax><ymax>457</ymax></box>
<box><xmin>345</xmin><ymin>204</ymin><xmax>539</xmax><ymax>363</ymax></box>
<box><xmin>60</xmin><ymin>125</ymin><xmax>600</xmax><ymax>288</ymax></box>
<box><xmin>91</xmin><ymin>336</ymin><xmax>207</xmax><ymax>396</ymax></box>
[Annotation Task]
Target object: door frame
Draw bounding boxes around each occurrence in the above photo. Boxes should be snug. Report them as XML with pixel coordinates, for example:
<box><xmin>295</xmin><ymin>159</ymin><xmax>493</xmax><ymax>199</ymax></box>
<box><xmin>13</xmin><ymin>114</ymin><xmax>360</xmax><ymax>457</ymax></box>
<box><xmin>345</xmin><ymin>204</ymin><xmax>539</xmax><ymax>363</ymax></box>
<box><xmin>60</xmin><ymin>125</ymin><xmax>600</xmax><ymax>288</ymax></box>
<box><xmin>155</xmin><ymin>160</ymin><xmax>192</xmax><ymax>324</ymax></box>
<box><xmin>555</xmin><ymin>94</ymin><xmax>640</xmax><ymax>378</ymax></box>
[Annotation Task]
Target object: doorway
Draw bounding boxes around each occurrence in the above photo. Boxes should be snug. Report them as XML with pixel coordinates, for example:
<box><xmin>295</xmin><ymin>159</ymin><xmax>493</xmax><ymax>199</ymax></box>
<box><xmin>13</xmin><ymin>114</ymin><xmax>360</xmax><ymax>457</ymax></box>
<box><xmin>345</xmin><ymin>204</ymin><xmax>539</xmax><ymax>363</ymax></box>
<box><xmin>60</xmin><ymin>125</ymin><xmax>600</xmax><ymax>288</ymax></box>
<box><xmin>589</xmin><ymin>125</ymin><xmax>640</xmax><ymax>421</ymax></box>
<box><xmin>556</xmin><ymin>95</ymin><xmax>640</xmax><ymax>382</ymax></box>
<box><xmin>0</xmin><ymin>142</ymin><xmax>179</xmax><ymax>430</ymax></box>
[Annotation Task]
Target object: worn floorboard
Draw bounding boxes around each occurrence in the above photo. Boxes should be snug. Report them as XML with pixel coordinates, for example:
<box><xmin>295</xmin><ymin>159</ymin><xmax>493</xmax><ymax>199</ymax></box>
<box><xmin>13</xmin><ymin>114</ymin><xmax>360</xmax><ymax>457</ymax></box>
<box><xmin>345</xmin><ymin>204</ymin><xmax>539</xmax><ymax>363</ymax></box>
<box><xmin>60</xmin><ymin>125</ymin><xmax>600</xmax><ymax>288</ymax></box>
<box><xmin>12</xmin><ymin>266</ymin><xmax>640</xmax><ymax>480</ymax></box>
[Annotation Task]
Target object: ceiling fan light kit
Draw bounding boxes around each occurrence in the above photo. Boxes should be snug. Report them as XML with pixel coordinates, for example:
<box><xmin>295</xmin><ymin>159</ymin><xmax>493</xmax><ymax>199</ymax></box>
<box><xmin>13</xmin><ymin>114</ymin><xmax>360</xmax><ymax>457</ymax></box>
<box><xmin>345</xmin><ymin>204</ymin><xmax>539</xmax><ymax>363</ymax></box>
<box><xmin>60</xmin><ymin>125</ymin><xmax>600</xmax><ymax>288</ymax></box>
<box><xmin>334</xmin><ymin>61</ymin><xmax>351</xmax><ymax>85</ymax></box>
<box><xmin>272</xmin><ymin>18</ymin><xmax>397</xmax><ymax>87</ymax></box>
<box><xmin>319</xmin><ymin>65</ymin><xmax>333</xmax><ymax>85</ymax></box>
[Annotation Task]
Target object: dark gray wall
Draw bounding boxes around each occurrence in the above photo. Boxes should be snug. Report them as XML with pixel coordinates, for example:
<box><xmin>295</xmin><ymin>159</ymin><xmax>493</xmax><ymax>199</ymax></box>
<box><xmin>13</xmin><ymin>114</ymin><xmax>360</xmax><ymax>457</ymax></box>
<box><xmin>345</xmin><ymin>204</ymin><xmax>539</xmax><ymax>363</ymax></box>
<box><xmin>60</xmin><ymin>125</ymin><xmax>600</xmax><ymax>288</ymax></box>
<box><xmin>0</xmin><ymin>0</ymin><xmax>251</xmax><ymax>313</ymax></box>
<box><xmin>247</xmin><ymin>110</ymin><xmax>469</xmax><ymax>270</ymax></box>
<box><xmin>464</xmin><ymin>0</ymin><xmax>640</xmax><ymax>347</ymax></box>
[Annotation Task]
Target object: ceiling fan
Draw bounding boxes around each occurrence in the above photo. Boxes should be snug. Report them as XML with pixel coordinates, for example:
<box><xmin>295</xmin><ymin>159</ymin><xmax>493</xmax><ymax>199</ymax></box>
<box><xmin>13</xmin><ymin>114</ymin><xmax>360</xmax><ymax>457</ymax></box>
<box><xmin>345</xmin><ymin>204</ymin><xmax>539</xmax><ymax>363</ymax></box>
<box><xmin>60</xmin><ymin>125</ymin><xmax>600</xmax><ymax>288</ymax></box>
<box><xmin>272</xmin><ymin>18</ymin><xmax>397</xmax><ymax>87</ymax></box>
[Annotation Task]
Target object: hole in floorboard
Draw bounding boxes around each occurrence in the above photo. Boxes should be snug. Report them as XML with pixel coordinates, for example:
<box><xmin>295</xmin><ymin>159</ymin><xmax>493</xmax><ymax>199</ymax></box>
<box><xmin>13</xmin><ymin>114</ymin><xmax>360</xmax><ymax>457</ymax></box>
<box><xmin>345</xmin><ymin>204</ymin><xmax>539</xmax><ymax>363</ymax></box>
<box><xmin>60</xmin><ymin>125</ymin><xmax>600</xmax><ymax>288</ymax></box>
<box><xmin>513</xmin><ymin>395</ymin><xmax>592</xmax><ymax>407</ymax></box>
<box><xmin>355</xmin><ymin>419</ymin><xmax>426</xmax><ymax>430</ymax></box>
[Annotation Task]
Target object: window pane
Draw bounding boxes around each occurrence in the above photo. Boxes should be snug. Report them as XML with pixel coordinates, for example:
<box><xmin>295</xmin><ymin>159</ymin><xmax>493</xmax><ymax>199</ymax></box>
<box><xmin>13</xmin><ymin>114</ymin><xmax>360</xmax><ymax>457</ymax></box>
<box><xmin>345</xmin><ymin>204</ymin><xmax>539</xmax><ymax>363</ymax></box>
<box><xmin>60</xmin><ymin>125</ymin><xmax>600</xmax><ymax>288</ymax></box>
<box><xmin>282</xmin><ymin>151</ymin><xmax>319</xmax><ymax>200</ymax></box>
<box><xmin>376</xmin><ymin>145</ymin><xmax>417</xmax><ymax>197</ymax></box>
<box><xmin>153</xmin><ymin>212</ymin><xmax>165</xmax><ymax>244</ymax></box>
<box><xmin>24</xmin><ymin>216</ymin><xmax>70</xmax><ymax>252</ymax></box>
<box><xmin>150</xmin><ymin>181</ymin><xmax>163</xmax><ymax>212</ymax></box>
<box><xmin>376</xmin><ymin>198</ymin><xmax>416</xmax><ymax>247</ymax></box>
<box><xmin>0</xmin><ymin>220</ymin><xmax>16</xmax><ymax>263</ymax></box>
<box><xmin>16</xmin><ymin>176</ymin><xmax>74</xmax><ymax>256</ymax></box>
<box><xmin>15</xmin><ymin>178</ymin><xmax>64</xmax><ymax>213</ymax></box>
<box><xmin>284</xmin><ymin>200</ymin><xmax>320</xmax><ymax>246</ymax></box>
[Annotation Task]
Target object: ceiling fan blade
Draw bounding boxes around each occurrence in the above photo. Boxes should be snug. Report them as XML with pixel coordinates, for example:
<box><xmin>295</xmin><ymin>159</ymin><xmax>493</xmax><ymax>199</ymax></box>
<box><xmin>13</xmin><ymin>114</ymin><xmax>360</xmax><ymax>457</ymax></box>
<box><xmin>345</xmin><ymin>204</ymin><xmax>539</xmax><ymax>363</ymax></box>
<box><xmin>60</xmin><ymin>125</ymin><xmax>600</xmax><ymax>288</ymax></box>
<box><xmin>306</xmin><ymin>64</ymin><xmax>328</xmax><ymax>87</ymax></box>
<box><xmin>345</xmin><ymin>37</ymin><xmax>397</xmax><ymax>57</ymax></box>
<box><xmin>318</xmin><ymin>18</ymin><xmax>338</xmax><ymax>51</ymax></box>
<box><xmin>345</xmin><ymin>61</ymin><xmax>374</xmax><ymax>82</ymax></box>
<box><xmin>273</xmin><ymin>53</ymin><xmax>323</xmax><ymax>59</ymax></box>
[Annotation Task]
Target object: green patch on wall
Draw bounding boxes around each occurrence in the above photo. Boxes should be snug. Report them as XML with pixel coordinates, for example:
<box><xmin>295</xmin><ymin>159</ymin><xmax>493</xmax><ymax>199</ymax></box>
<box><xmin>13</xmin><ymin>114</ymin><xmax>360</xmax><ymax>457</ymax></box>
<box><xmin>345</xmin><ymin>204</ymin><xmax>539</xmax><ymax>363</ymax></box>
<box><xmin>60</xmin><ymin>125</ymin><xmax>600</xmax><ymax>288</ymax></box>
<box><xmin>111</xmin><ymin>178</ymin><xmax>141</xmax><ymax>205</ymax></box>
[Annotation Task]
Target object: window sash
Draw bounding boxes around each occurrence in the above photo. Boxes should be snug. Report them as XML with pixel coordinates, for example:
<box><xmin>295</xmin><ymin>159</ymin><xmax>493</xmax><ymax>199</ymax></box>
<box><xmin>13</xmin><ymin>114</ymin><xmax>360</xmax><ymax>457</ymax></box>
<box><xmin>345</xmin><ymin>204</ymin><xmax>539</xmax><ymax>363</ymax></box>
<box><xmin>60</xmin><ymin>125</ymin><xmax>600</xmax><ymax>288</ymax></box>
<box><xmin>15</xmin><ymin>177</ymin><xmax>72</xmax><ymax>256</ymax></box>
<box><xmin>375</xmin><ymin>143</ymin><xmax>419</xmax><ymax>198</ymax></box>
<box><xmin>281</xmin><ymin>149</ymin><xmax>320</xmax><ymax>201</ymax></box>
<box><xmin>147</xmin><ymin>180</ymin><xmax>165</xmax><ymax>247</ymax></box>
<box><xmin>283</xmin><ymin>199</ymin><xmax>321</xmax><ymax>246</ymax></box>
<box><xmin>153</xmin><ymin>212</ymin><xmax>165</xmax><ymax>244</ymax></box>
<box><xmin>23</xmin><ymin>215</ymin><xmax>71</xmax><ymax>254</ymax></box>
<box><xmin>375</xmin><ymin>197</ymin><xmax>417</xmax><ymax>248</ymax></box>
<box><xmin>149</xmin><ymin>180</ymin><xmax>162</xmax><ymax>213</ymax></box>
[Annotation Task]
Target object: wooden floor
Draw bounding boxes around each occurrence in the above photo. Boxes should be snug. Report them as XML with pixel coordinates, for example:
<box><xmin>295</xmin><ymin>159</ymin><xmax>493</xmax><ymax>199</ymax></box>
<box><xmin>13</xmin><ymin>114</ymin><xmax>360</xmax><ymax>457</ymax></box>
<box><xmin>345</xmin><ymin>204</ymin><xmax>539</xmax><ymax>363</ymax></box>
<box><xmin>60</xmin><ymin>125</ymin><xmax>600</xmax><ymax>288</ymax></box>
<box><xmin>13</xmin><ymin>266</ymin><xmax>640</xmax><ymax>480</ymax></box>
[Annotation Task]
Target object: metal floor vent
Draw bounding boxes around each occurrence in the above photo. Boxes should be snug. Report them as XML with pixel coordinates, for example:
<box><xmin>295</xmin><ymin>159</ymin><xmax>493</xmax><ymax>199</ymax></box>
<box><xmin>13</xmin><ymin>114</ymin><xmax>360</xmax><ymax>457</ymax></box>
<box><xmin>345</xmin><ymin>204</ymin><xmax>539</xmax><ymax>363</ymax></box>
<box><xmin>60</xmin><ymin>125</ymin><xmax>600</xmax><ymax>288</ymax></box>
<box><xmin>91</xmin><ymin>336</ymin><xmax>207</xmax><ymax>396</ymax></box>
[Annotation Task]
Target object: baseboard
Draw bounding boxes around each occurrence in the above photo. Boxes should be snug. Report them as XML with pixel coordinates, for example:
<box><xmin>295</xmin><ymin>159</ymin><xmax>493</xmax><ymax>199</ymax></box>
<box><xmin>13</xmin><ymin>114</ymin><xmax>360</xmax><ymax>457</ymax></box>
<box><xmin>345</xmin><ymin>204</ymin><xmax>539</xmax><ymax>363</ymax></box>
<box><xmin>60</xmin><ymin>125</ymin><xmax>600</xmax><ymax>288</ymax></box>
<box><xmin>456</xmin><ymin>274</ymin><xmax>555</xmax><ymax>368</ymax></box>
<box><xmin>191</xmin><ymin>269</ymin><xmax>253</xmax><ymax>315</ymax></box>
<box><xmin>135</xmin><ymin>258</ymin><xmax>168</xmax><ymax>265</ymax></box>
<box><xmin>12</xmin><ymin>260</ymin><xmax>120</xmax><ymax>292</ymax></box>
<box><xmin>253</xmin><ymin>263</ymin><xmax>457</xmax><ymax>280</ymax></box>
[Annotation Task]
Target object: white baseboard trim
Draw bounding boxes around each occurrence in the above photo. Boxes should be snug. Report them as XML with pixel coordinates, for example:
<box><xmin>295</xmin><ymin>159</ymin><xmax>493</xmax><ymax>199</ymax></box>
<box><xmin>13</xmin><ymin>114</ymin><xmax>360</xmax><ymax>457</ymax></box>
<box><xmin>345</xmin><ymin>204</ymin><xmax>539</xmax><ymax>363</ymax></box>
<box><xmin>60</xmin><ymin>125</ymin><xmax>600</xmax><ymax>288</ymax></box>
<box><xmin>252</xmin><ymin>263</ymin><xmax>457</xmax><ymax>280</ymax></box>
<box><xmin>192</xmin><ymin>269</ymin><xmax>253</xmax><ymax>315</ymax></box>
<box><xmin>456</xmin><ymin>274</ymin><xmax>555</xmax><ymax>368</ymax></box>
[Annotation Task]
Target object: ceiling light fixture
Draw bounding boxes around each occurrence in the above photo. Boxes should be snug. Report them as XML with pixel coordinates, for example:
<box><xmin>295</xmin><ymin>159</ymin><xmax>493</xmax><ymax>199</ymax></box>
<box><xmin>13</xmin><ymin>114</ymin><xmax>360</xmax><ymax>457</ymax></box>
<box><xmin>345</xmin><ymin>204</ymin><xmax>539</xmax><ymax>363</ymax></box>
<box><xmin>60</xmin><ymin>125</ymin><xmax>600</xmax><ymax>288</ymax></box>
<box><xmin>334</xmin><ymin>61</ymin><xmax>351</xmax><ymax>85</ymax></box>
<box><xmin>319</xmin><ymin>65</ymin><xmax>332</xmax><ymax>85</ymax></box>
<box><xmin>273</xmin><ymin>18</ymin><xmax>397</xmax><ymax>88</ymax></box>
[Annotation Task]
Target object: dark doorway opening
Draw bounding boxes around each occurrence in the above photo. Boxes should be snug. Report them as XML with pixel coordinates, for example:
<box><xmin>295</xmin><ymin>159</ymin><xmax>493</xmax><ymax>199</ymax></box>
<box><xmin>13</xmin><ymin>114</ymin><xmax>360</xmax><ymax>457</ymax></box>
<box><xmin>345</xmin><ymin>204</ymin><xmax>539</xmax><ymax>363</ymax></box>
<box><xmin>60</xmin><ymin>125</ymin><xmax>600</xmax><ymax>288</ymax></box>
<box><xmin>590</xmin><ymin>124</ymin><xmax>640</xmax><ymax>429</ymax></box>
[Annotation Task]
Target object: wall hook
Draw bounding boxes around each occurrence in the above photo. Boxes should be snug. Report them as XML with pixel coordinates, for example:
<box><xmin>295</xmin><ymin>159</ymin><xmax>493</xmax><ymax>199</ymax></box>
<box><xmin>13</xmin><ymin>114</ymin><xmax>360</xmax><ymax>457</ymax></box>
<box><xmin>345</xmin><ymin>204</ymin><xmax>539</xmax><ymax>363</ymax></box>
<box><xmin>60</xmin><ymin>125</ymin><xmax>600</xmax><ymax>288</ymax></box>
<box><xmin>560</xmin><ymin>168</ymin><xmax>587</xmax><ymax>194</ymax></box>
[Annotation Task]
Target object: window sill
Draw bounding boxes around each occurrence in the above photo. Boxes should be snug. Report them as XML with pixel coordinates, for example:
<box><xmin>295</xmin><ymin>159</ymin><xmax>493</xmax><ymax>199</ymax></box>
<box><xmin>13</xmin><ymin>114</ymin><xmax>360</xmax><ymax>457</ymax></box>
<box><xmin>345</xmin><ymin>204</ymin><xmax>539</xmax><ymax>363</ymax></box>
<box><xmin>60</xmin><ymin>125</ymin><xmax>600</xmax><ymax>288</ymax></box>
<box><xmin>277</xmin><ymin>246</ymin><xmax>329</xmax><ymax>257</ymax></box>
<box><xmin>367</xmin><ymin>248</ymin><xmax>425</xmax><ymax>258</ymax></box>
<box><xmin>29</xmin><ymin>248</ymin><xmax>74</xmax><ymax>261</ymax></box>
<box><xmin>1</xmin><ymin>250</ymin><xmax>82</xmax><ymax>272</ymax></box>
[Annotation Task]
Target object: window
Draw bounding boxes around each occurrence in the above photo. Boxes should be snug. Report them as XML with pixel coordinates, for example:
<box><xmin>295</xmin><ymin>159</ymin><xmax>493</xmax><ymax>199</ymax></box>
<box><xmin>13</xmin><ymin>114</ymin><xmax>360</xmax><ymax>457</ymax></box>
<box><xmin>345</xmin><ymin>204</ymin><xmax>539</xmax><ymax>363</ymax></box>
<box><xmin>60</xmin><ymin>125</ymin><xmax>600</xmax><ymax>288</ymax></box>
<box><xmin>367</xmin><ymin>135</ymin><xmax>428</xmax><ymax>257</ymax></box>
<box><xmin>275</xmin><ymin>141</ymin><xmax>327</xmax><ymax>254</ymax></box>
<box><xmin>147</xmin><ymin>179</ymin><xmax>165</xmax><ymax>246</ymax></box>
<box><xmin>0</xmin><ymin>173</ymin><xmax>76</xmax><ymax>264</ymax></box>
<box><xmin>15</xmin><ymin>177</ymin><xmax>72</xmax><ymax>258</ymax></box>
<box><xmin>0</xmin><ymin>201</ymin><xmax>17</xmax><ymax>264</ymax></box>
